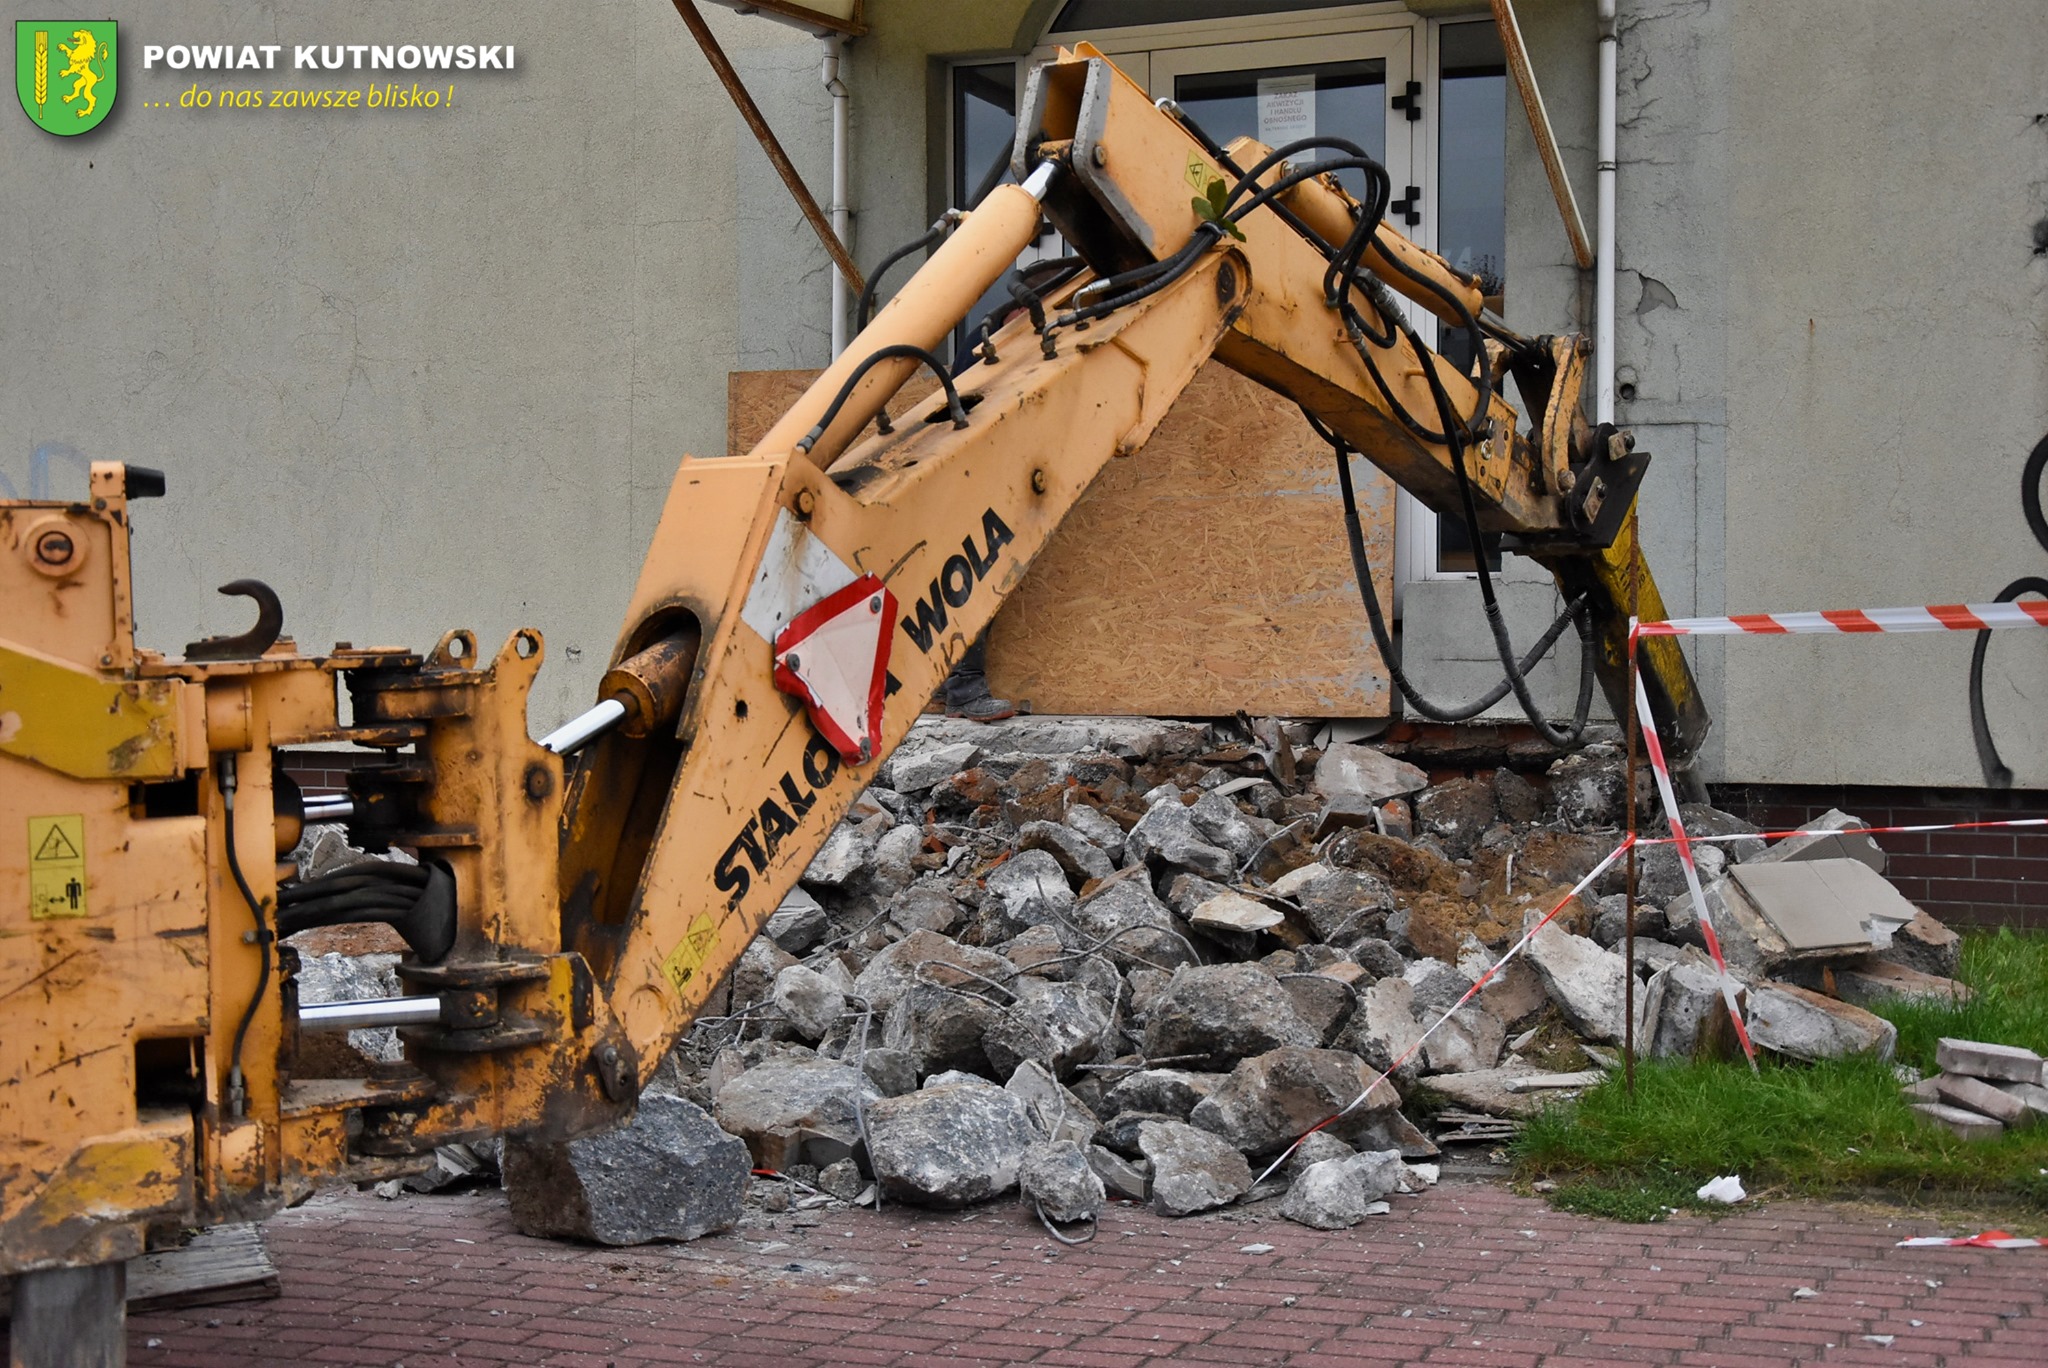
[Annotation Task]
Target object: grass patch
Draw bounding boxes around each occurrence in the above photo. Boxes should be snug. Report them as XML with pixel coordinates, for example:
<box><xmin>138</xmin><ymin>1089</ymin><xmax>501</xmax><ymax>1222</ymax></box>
<box><xmin>1880</xmin><ymin>928</ymin><xmax>2048</xmax><ymax>1069</ymax></box>
<box><xmin>1511</xmin><ymin>930</ymin><xmax>2048</xmax><ymax>1220</ymax></box>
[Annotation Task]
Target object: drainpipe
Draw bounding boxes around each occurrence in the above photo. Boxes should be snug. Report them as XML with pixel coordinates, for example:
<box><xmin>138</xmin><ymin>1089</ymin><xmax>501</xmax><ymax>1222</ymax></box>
<box><xmin>821</xmin><ymin>35</ymin><xmax>851</xmax><ymax>357</ymax></box>
<box><xmin>1595</xmin><ymin>0</ymin><xmax>1618</xmax><ymax>425</ymax></box>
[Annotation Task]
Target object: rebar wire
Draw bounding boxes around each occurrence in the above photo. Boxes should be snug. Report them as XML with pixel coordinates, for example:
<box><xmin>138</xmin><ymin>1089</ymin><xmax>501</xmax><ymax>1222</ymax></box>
<box><xmin>1033</xmin><ymin>1198</ymin><xmax>1099</xmax><ymax>1245</ymax></box>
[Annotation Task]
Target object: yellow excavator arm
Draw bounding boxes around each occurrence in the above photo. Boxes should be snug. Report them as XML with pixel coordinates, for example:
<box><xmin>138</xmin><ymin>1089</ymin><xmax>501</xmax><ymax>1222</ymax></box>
<box><xmin>0</xmin><ymin>47</ymin><xmax>1704</xmax><ymax>1324</ymax></box>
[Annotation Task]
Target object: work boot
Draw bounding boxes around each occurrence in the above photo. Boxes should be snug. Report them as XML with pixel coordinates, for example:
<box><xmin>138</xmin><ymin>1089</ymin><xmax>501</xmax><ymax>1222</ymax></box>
<box><xmin>946</xmin><ymin>692</ymin><xmax>1018</xmax><ymax>723</ymax></box>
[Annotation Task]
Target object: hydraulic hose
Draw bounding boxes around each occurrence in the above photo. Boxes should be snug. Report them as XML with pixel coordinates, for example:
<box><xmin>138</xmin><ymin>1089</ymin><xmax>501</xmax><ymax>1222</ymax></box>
<box><xmin>220</xmin><ymin>753</ymin><xmax>272</xmax><ymax>1119</ymax></box>
<box><xmin>1968</xmin><ymin>433</ymin><xmax>2048</xmax><ymax>787</ymax></box>
<box><xmin>796</xmin><ymin>343</ymin><xmax>968</xmax><ymax>453</ymax></box>
<box><xmin>1317</xmin><ymin>409</ymin><xmax>1590</xmax><ymax>724</ymax></box>
<box><xmin>854</xmin><ymin>213</ymin><xmax>963</xmax><ymax>335</ymax></box>
<box><xmin>1414</xmin><ymin>326</ymin><xmax>1596</xmax><ymax>747</ymax></box>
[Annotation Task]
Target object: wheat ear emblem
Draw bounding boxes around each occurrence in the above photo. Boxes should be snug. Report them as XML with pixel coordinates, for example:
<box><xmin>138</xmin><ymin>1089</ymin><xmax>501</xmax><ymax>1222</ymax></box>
<box><xmin>34</xmin><ymin>31</ymin><xmax>48</xmax><ymax>115</ymax></box>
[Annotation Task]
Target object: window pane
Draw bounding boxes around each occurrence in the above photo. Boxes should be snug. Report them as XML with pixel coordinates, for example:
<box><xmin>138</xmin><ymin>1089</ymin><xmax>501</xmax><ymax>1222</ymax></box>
<box><xmin>951</xmin><ymin>63</ymin><xmax>1019</xmax><ymax>361</ymax></box>
<box><xmin>1435</xmin><ymin>19</ymin><xmax>1505</xmax><ymax>379</ymax></box>
<box><xmin>1438</xmin><ymin>22</ymin><xmax>1505</xmax><ymax>299</ymax></box>
<box><xmin>1435</xmin><ymin>23</ymin><xmax>1507</xmax><ymax>575</ymax></box>
<box><xmin>1173</xmin><ymin>60</ymin><xmax>1385</xmax><ymax>200</ymax></box>
<box><xmin>953</xmin><ymin>62</ymin><xmax>1016</xmax><ymax>212</ymax></box>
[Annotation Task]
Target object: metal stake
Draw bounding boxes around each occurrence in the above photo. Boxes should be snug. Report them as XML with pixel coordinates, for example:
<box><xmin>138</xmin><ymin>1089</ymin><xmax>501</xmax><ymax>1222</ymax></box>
<box><xmin>670</xmin><ymin>0</ymin><xmax>865</xmax><ymax>296</ymax></box>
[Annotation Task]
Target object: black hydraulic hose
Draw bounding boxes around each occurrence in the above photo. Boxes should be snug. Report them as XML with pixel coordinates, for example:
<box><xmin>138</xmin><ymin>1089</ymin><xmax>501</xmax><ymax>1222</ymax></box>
<box><xmin>1051</xmin><ymin>222</ymin><xmax>1224</xmax><ymax>328</ymax></box>
<box><xmin>1153</xmin><ymin>101</ymin><xmax>1582</xmax><ymax>739</ymax></box>
<box><xmin>1414</xmin><ymin>329</ymin><xmax>1596</xmax><ymax>747</ymax></box>
<box><xmin>1157</xmin><ymin>103</ymin><xmax>1399</xmax><ymax>319</ymax></box>
<box><xmin>220</xmin><ymin>754</ymin><xmax>271</xmax><ymax>1119</ymax></box>
<box><xmin>1968</xmin><ymin>433</ymin><xmax>2048</xmax><ymax>787</ymax></box>
<box><xmin>855</xmin><ymin>217</ymin><xmax>957</xmax><ymax>335</ymax></box>
<box><xmin>1053</xmin><ymin>146</ymin><xmax>1389</xmax><ymax>332</ymax></box>
<box><xmin>796</xmin><ymin>344</ymin><xmax>968</xmax><ymax>454</ymax></box>
<box><xmin>277</xmin><ymin>864</ymin><xmax>430</xmax><ymax>905</ymax></box>
<box><xmin>1318</xmin><ymin>412</ymin><xmax>1588</xmax><ymax>723</ymax></box>
<box><xmin>274</xmin><ymin>888</ymin><xmax>433</xmax><ymax>919</ymax></box>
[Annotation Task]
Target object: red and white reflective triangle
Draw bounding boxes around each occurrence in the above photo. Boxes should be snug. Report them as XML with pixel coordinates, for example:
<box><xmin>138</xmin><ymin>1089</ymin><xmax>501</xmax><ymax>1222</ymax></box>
<box><xmin>773</xmin><ymin>574</ymin><xmax>896</xmax><ymax>765</ymax></box>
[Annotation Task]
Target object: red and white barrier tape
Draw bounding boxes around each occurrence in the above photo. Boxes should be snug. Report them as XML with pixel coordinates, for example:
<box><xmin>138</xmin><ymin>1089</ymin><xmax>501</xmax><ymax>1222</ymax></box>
<box><xmin>1619</xmin><ymin>593</ymin><xmax>2048</xmax><ymax>1063</ymax></box>
<box><xmin>1898</xmin><ymin>1231</ymin><xmax>2047</xmax><ymax>1249</ymax></box>
<box><xmin>1259</xmin><ymin>804</ymin><xmax>2043</xmax><ymax>1169</ymax></box>
<box><xmin>1635</xmin><ymin>600</ymin><xmax>2048</xmax><ymax>637</ymax></box>
<box><xmin>1255</xmin><ymin>838</ymin><xmax>1635</xmax><ymax>1185</ymax></box>
<box><xmin>1259</xmin><ymin>592</ymin><xmax>2048</xmax><ymax>1169</ymax></box>
<box><xmin>1631</xmin><ymin>667</ymin><xmax>1759</xmax><ymax>1067</ymax></box>
<box><xmin>1633</xmin><ymin>816</ymin><xmax>2048</xmax><ymax>847</ymax></box>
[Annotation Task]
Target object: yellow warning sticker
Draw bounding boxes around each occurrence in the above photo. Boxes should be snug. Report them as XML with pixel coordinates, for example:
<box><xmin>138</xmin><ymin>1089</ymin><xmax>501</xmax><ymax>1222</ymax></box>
<box><xmin>1185</xmin><ymin>150</ymin><xmax>1210</xmax><ymax>189</ymax></box>
<box><xmin>661</xmin><ymin>913</ymin><xmax>720</xmax><ymax>998</ymax></box>
<box><xmin>28</xmin><ymin>814</ymin><xmax>88</xmax><ymax>920</ymax></box>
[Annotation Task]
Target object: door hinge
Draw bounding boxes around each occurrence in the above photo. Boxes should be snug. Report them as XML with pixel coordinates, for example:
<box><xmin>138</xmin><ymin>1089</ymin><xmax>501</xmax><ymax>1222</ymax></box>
<box><xmin>1392</xmin><ymin>185</ymin><xmax>1421</xmax><ymax>228</ymax></box>
<box><xmin>1391</xmin><ymin>80</ymin><xmax>1422</xmax><ymax>121</ymax></box>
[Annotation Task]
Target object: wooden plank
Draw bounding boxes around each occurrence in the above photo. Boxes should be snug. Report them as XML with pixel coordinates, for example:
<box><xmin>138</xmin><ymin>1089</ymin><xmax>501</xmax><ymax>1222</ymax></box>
<box><xmin>727</xmin><ymin>362</ymin><xmax>1395</xmax><ymax>718</ymax></box>
<box><xmin>0</xmin><ymin>1224</ymin><xmax>279</xmax><ymax>1322</ymax></box>
<box><xmin>127</xmin><ymin>1223</ymin><xmax>279</xmax><ymax>1314</ymax></box>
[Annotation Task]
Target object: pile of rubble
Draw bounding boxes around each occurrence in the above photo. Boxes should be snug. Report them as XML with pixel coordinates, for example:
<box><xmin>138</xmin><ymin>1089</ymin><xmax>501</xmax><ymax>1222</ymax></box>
<box><xmin>1901</xmin><ymin>1039</ymin><xmax>2048</xmax><ymax>1139</ymax></box>
<box><xmin>565</xmin><ymin>713</ymin><xmax>1973</xmax><ymax>1239</ymax></box>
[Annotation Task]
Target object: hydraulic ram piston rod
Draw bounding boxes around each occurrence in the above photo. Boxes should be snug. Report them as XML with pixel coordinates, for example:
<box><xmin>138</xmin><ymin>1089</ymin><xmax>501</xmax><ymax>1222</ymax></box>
<box><xmin>299</xmin><ymin>997</ymin><xmax>444</xmax><ymax>1032</ymax></box>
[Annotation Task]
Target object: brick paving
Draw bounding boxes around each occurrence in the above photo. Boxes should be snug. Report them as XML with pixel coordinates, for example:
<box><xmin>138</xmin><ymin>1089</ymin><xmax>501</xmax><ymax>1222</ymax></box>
<box><xmin>89</xmin><ymin>1178</ymin><xmax>2048</xmax><ymax>1367</ymax></box>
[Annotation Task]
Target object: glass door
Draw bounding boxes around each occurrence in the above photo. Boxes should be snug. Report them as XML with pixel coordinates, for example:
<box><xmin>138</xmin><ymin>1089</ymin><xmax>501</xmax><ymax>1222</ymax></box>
<box><xmin>1152</xmin><ymin>31</ymin><xmax>1423</xmax><ymax>606</ymax></box>
<box><xmin>1148</xmin><ymin>30</ymin><xmax>1414</xmax><ymax>212</ymax></box>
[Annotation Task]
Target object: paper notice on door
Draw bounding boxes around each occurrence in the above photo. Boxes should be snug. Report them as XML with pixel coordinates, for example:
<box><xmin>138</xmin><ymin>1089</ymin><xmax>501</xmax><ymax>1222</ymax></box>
<box><xmin>1256</xmin><ymin>73</ymin><xmax>1315</xmax><ymax>150</ymax></box>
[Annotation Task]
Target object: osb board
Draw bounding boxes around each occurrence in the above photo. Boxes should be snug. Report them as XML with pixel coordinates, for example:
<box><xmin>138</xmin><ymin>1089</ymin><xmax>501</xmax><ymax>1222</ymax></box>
<box><xmin>726</xmin><ymin>362</ymin><xmax>1394</xmax><ymax>717</ymax></box>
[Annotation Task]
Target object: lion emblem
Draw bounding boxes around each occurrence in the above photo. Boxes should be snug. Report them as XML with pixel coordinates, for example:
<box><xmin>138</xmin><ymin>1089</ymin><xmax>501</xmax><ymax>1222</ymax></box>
<box><xmin>58</xmin><ymin>29</ymin><xmax>101</xmax><ymax>119</ymax></box>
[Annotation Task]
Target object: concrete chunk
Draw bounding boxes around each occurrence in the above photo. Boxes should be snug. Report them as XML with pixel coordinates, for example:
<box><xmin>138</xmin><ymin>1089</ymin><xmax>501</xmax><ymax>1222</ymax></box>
<box><xmin>1018</xmin><ymin>820</ymin><xmax>1117</xmax><ymax>885</ymax></box>
<box><xmin>1936</xmin><ymin>1038</ymin><xmax>2046</xmax><ymax>1086</ymax></box>
<box><xmin>1639</xmin><ymin>961</ymin><xmax>1733</xmax><ymax>1060</ymax></box>
<box><xmin>1880</xmin><ymin>911</ymin><xmax>1962</xmax><ymax>978</ymax></box>
<box><xmin>1526</xmin><ymin>926</ymin><xmax>1631</xmax><ymax>1043</ymax></box>
<box><xmin>1910</xmin><ymin>1101</ymin><xmax>2004</xmax><ymax>1141</ymax></box>
<box><xmin>889</xmin><ymin>740</ymin><xmax>983</xmax><ymax>794</ymax></box>
<box><xmin>1934</xmin><ymin>1073</ymin><xmax>2029</xmax><ymax>1125</ymax></box>
<box><xmin>1749</xmin><ymin>808</ymin><xmax>1886</xmax><ymax>873</ymax></box>
<box><xmin>1087</xmin><ymin>1144</ymin><xmax>1150</xmax><ymax>1202</ymax></box>
<box><xmin>1832</xmin><ymin>958</ymin><xmax>1970</xmax><ymax>1008</ymax></box>
<box><xmin>713</xmin><ymin>1055</ymin><xmax>882</xmax><ymax>1170</ymax></box>
<box><xmin>1278</xmin><ymin>1150</ymin><xmax>1405</xmax><ymax>1230</ymax></box>
<box><xmin>1188</xmin><ymin>890</ymin><xmax>1286</xmax><ymax>934</ymax></box>
<box><xmin>1314</xmin><ymin>743</ymin><xmax>1427</xmax><ymax>805</ymax></box>
<box><xmin>1746</xmin><ymin>983</ymin><xmax>1896</xmax><ymax>1062</ymax></box>
<box><xmin>1137</xmin><ymin>1120</ymin><xmax>1252</xmax><ymax>1216</ymax></box>
<box><xmin>865</xmin><ymin>1079</ymin><xmax>1038</xmax><ymax>1208</ymax></box>
<box><xmin>1019</xmin><ymin>1140</ymin><xmax>1105</xmax><ymax>1224</ymax></box>
<box><xmin>765</xmin><ymin>890</ymin><xmax>828</xmax><ymax>954</ymax></box>
<box><xmin>1187</xmin><ymin>1046</ymin><xmax>1399</xmax><ymax>1155</ymax></box>
<box><xmin>1417</xmin><ymin>1062</ymin><xmax>1584</xmax><ymax>1118</ymax></box>
<box><xmin>504</xmin><ymin>1094</ymin><xmax>748</xmax><ymax>1245</ymax></box>
<box><xmin>1125</xmin><ymin>798</ymin><xmax>1237</xmax><ymax>879</ymax></box>
<box><xmin>1142</xmin><ymin>963</ymin><xmax>1319</xmax><ymax>1067</ymax></box>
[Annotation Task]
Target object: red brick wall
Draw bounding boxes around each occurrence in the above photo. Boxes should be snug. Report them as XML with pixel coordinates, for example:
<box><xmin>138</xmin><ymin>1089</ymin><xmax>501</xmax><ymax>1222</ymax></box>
<box><xmin>280</xmin><ymin>749</ymin><xmax>383</xmax><ymax>800</ymax></box>
<box><xmin>1711</xmin><ymin>784</ymin><xmax>2048</xmax><ymax>931</ymax></box>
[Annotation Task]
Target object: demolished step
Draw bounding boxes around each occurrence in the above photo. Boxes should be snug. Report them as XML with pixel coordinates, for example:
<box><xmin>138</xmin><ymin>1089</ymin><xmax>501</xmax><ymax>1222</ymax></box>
<box><xmin>1934</xmin><ymin>1074</ymin><xmax>2030</xmax><ymax>1126</ymax></box>
<box><xmin>1909</xmin><ymin>1101</ymin><xmax>2005</xmax><ymax>1141</ymax></box>
<box><xmin>1935</xmin><ymin>1038</ymin><xmax>2047</xmax><ymax>1086</ymax></box>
